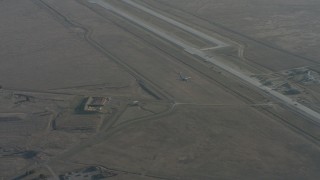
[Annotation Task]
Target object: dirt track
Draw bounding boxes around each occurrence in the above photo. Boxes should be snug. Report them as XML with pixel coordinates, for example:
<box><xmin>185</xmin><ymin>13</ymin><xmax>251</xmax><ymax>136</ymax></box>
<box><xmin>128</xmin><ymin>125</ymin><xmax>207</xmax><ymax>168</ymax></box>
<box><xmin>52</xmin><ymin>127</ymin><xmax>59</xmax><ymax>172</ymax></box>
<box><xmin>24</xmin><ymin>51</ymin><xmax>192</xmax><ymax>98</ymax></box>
<box><xmin>91</xmin><ymin>0</ymin><xmax>320</xmax><ymax>123</ymax></box>
<box><xmin>1</xmin><ymin>0</ymin><xmax>320</xmax><ymax>179</ymax></box>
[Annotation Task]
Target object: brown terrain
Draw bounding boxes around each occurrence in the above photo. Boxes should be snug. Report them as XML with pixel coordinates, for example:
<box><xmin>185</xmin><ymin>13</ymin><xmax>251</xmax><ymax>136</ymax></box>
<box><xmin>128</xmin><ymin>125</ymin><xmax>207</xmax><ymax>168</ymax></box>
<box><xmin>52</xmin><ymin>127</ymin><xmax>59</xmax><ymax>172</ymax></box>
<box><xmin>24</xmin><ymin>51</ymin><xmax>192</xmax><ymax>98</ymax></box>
<box><xmin>0</xmin><ymin>0</ymin><xmax>320</xmax><ymax>179</ymax></box>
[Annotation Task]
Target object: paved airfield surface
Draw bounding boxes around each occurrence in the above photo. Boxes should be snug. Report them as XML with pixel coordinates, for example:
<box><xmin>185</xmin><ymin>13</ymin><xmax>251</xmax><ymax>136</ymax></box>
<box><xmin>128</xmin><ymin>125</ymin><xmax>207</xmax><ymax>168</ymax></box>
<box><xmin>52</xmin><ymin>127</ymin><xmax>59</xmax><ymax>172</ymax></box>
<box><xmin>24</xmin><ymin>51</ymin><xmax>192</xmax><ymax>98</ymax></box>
<box><xmin>0</xmin><ymin>0</ymin><xmax>320</xmax><ymax>179</ymax></box>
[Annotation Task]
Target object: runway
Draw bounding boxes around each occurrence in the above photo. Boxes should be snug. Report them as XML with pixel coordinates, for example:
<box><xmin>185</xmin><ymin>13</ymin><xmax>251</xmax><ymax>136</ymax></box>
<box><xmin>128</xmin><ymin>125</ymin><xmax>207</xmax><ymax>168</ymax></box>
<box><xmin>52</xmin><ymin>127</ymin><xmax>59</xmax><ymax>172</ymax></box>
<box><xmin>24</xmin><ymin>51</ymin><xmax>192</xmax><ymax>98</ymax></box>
<box><xmin>90</xmin><ymin>0</ymin><xmax>320</xmax><ymax>123</ymax></box>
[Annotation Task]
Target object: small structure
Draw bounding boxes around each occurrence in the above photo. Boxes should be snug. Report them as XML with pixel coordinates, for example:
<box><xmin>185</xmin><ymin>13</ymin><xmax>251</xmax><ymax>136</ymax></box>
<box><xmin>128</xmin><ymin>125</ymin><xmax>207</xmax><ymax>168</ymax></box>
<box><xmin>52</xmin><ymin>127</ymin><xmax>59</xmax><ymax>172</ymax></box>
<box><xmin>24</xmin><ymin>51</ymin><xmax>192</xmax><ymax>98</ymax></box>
<box><xmin>84</xmin><ymin>97</ymin><xmax>110</xmax><ymax>112</ymax></box>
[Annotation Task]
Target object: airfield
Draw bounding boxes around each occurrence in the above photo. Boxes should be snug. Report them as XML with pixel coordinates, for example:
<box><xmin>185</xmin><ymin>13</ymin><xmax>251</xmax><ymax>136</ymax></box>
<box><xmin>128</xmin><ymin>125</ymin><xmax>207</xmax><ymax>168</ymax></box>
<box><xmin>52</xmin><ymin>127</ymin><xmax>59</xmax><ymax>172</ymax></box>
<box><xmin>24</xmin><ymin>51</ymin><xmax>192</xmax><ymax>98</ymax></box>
<box><xmin>1</xmin><ymin>0</ymin><xmax>320</xmax><ymax>179</ymax></box>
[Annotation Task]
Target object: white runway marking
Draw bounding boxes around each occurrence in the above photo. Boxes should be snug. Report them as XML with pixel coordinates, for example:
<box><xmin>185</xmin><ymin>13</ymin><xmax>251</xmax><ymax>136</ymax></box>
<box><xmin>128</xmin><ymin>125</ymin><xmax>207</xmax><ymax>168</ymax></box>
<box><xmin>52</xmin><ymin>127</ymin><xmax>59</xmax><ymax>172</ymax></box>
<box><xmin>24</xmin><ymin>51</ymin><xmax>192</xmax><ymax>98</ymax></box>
<box><xmin>89</xmin><ymin>0</ymin><xmax>320</xmax><ymax>123</ymax></box>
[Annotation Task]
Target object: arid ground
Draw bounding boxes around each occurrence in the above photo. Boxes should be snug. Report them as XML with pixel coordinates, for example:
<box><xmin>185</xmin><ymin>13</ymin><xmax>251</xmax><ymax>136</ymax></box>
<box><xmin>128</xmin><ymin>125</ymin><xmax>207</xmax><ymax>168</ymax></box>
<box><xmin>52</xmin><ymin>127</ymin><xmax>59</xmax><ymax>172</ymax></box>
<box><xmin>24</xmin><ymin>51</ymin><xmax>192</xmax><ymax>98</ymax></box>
<box><xmin>1</xmin><ymin>0</ymin><xmax>320</xmax><ymax>179</ymax></box>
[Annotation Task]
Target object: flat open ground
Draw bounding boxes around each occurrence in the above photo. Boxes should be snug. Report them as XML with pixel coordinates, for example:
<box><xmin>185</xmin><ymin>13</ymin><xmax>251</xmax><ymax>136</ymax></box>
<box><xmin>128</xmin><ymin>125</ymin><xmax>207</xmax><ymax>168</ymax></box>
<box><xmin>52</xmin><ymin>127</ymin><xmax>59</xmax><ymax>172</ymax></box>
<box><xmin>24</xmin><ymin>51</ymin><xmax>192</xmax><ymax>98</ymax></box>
<box><xmin>1</xmin><ymin>0</ymin><xmax>320</xmax><ymax>179</ymax></box>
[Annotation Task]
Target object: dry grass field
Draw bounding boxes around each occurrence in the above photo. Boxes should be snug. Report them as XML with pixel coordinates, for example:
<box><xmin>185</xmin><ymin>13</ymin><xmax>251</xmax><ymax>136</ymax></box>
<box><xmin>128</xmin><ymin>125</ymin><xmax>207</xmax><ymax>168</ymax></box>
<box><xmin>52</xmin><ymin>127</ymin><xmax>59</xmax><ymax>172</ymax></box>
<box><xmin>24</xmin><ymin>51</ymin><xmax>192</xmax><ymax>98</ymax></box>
<box><xmin>1</xmin><ymin>0</ymin><xmax>320</xmax><ymax>179</ymax></box>
<box><xmin>144</xmin><ymin>0</ymin><xmax>320</xmax><ymax>69</ymax></box>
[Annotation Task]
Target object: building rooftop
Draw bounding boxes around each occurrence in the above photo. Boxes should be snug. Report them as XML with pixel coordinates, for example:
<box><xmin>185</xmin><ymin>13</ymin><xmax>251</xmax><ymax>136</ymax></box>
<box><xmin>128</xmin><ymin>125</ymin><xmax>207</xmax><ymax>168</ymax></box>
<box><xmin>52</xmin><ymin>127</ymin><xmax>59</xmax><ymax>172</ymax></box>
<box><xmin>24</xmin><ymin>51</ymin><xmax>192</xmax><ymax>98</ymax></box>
<box><xmin>84</xmin><ymin>97</ymin><xmax>110</xmax><ymax>112</ymax></box>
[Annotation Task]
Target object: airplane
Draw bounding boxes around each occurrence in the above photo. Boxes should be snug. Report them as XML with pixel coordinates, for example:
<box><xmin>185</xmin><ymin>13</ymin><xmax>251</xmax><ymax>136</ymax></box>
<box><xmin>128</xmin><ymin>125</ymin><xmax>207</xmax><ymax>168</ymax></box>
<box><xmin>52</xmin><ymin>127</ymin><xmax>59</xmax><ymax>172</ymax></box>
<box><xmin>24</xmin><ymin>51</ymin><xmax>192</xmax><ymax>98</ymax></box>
<box><xmin>179</xmin><ymin>72</ymin><xmax>191</xmax><ymax>81</ymax></box>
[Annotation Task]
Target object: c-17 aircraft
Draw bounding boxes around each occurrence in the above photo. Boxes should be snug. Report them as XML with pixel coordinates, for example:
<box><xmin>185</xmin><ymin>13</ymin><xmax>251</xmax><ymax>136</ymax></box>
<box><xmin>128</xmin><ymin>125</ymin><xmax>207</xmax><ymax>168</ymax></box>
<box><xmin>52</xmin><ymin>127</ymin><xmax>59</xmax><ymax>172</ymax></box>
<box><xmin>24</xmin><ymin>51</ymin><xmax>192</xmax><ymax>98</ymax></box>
<box><xmin>179</xmin><ymin>72</ymin><xmax>191</xmax><ymax>81</ymax></box>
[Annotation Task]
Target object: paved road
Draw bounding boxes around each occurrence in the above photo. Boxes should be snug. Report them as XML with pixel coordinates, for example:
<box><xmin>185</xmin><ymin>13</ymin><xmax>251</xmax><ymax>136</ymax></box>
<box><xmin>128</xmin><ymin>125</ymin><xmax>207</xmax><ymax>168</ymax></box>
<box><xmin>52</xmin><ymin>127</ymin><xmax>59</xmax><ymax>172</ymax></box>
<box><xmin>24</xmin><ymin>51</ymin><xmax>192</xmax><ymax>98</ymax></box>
<box><xmin>89</xmin><ymin>0</ymin><xmax>320</xmax><ymax>123</ymax></box>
